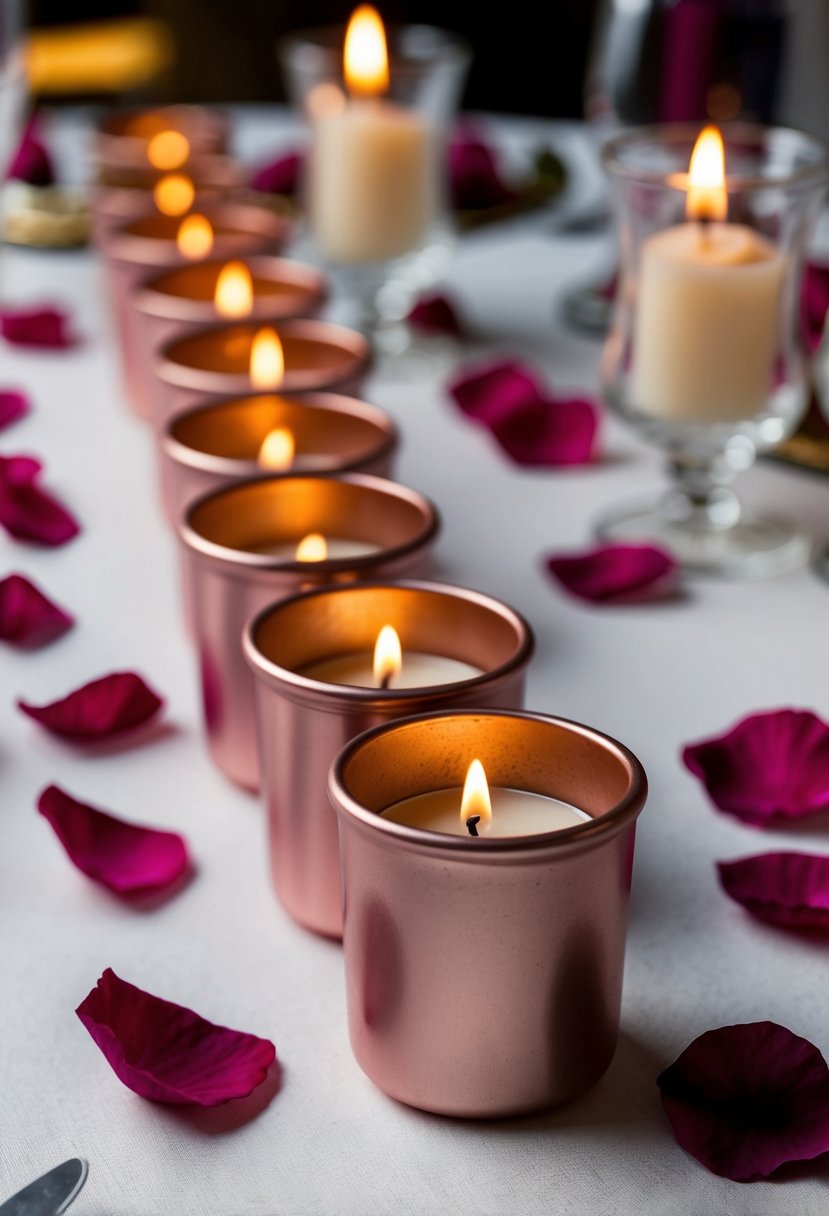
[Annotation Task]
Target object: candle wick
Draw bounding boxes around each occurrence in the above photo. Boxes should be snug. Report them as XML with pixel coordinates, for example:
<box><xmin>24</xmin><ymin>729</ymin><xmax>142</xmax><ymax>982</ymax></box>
<box><xmin>379</xmin><ymin>672</ymin><xmax>393</xmax><ymax>690</ymax></box>
<box><xmin>466</xmin><ymin>815</ymin><xmax>481</xmax><ymax>837</ymax></box>
<box><xmin>697</xmin><ymin>215</ymin><xmax>711</xmax><ymax>248</ymax></box>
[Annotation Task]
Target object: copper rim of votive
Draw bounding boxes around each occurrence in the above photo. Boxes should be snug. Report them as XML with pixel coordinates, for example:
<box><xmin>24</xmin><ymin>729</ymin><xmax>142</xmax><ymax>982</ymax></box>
<box><xmin>179</xmin><ymin>472</ymin><xmax>440</xmax><ymax>574</ymax></box>
<box><xmin>94</xmin><ymin>106</ymin><xmax>229</xmax><ymax>168</ymax></box>
<box><xmin>156</xmin><ymin>318</ymin><xmax>372</xmax><ymax>396</ymax></box>
<box><xmin>163</xmin><ymin>391</ymin><xmax>396</xmax><ymax>477</ymax></box>
<box><xmin>104</xmin><ymin>201</ymin><xmax>290</xmax><ymax>268</ymax></box>
<box><xmin>243</xmin><ymin>580</ymin><xmax>534</xmax><ymax>710</ymax></box>
<box><xmin>330</xmin><ymin>709</ymin><xmax>648</xmax><ymax>857</ymax></box>
<box><xmin>91</xmin><ymin>155</ymin><xmax>244</xmax><ymax>220</ymax></box>
<box><xmin>135</xmin><ymin>256</ymin><xmax>327</xmax><ymax>326</ymax></box>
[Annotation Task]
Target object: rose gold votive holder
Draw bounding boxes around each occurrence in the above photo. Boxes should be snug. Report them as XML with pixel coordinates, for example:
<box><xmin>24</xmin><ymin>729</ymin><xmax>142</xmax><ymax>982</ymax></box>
<box><xmin>160</xmin><ymin>391</ymin><xmax>397</xmax><ymax>523</ymax></box>
<box><xmin>244</xmin><ymin>581</ymin><xmax>534</xmax><ymax>939</ymax></box>
<box><xmin>154</xmin><ymin>319</ymin><xmax>372</xmax><ymax>426</ymax></box>
<box><xmin>94</xmin><ymin>106</ymin><xmax>229</xmax><ymax>179</ymax></box>
<box><xmin>329</xmin><ymin>709</ymin><xmax>648</xmax><ymax>1118</ymax></box>
<box><xmin>133</xmin><ymin>257</ymin><xmax>327</xmax><ymax>421</ymax></box>
<box><xmin>178</xmin><ymin>474</ymin><xmax>440</xmax><ymax>791</ymax></box>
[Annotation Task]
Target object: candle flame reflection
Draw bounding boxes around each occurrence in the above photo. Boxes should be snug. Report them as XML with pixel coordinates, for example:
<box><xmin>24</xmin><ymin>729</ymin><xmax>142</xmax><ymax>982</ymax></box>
<box><xmin>295</xmin><ymin>532</ymin><xmax>327</xmax><ymax>562</ymax></box>
<box><xmin>686</xmin><ymin>125</ymin><xmax>727</xmax><ymax>222</ymax></box>
<box><xmin>153</xmin><ymin>173</ymin><xmax>195</xmax><ymax>216</ymax></box>
<box><xmin>460</xmin><ymin>758</ymin><xmax>492</xmax><ymax>832</ymax></box>
<box><xmin>344</xmin><ymin>5</ymin><xmax>389</xmax><ymax>97</ymax></box>
<box><xmin>373</xmin><ymin>624</ymin><xmax>402</xmax><ymax>687</ymax></box>
<box><xmin>177</xmin><ymin>213</ymin><xmax>214</xmax><ymax>259</ymax></box>
<box><xmin>147</xmin><ymin>129</ymin><xmax>190</xmax><ymax>170</ymax></box>
<box><xmin>214</xmin><ymin>260</ymin><xmax>254</xmax><ymax>318</ymax></box>
<box><xmin>249</xmin><ymin>327</ymin><xmax>285</xmax><ymax>389</ymax></box>
<box><xmin>258</xmin><ymin>426</ymin><xmax>295</xmax><ymax>469</ymax></box>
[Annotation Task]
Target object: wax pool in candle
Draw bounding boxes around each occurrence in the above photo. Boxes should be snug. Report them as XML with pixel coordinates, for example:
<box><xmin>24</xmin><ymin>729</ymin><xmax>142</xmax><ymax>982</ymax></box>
<box><xmin>383</xmin><ymin>787</ymin><xmax>590</xmax><ymax>836</ymax></box>
<box><xmin>248</xmin><ymin>538</ymin><xmax>380</xmax><ymax>559</ymax></box>
<box><xmin>301</xmin><ymin>651</ymin><xmax>481</xmax><ymax>688</ymax></box>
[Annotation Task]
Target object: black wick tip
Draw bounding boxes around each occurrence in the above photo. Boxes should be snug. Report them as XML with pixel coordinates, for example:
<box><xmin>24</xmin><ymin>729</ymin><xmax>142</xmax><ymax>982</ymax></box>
<box><xmin>379</xmin><ymin>672</ymin><xmax>392</xmax><ymax>690</ymax></box>
<box><xmin>466</xmin><ymin>815</ymin><xmax>481</xmax><ymax>838</ymax></box>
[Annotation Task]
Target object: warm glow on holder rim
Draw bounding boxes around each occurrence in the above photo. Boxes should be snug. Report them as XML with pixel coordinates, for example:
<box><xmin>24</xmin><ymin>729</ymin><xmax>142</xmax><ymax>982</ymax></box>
<box><xmin>344</xmin><ymin>4</ymin><xmax>389</xmax><ymax>97</ymax></box>
<box><xmin>177</xmin><ymin>213</ymin><xmax>214</xmax><ymax>259</ymax></box>
<box><xmin>214</xmin><ymin>261</ymin><xmax>254</xmax><ymax>318</ymax></box>
<box><xmin>460</xmin><ymin>758</ymin><xmax>492</xmax><ymax>832</ymax></box>
<box><xmin>249</xmin><ymin>327</ymin><xmax>285</xmax><ymax>389</ymax></box>
<box><xmin>373</xmin><ymin>624</ymin><xmax>402</xmax><ymax>687</ymax></box>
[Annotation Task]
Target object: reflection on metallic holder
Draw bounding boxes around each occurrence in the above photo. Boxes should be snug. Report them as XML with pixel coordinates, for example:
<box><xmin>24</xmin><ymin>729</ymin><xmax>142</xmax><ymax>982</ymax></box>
<box><xmin>93</xmin><ymin>105</ymin><xmax>229</xmax><ymax>178</ymax></box>
<box><xmin>159</xmin><ymin>390</ymin><xmax>397</xmax><ymax>524</ymax></box>
<box><xmin>243</xmin><ymin>581</ymin><xmax>533</xmax><ymax>939</ymax></box>
<box><xmin>178</xmin><ymin>474</ymin><xmax>440</xmax><ymax>792</ymax></box>
<box><xmin>154</xmin><ymin>318</ymin><xmax>372</xmax><ymax>425</ymax></box>
<box><xmin>102</xmin><ymin>202</ymin><xmax>290</xmax><ymax>417</ymax></box>
<box><xmin>133</xmin><ymin>256</ymin><xmax>327</xmax><ymax>424</ymax></box>
<box><xmin>329</xmin><ymin>709</ymin><xmax>647</xmax><ymax>1117</ymax></box>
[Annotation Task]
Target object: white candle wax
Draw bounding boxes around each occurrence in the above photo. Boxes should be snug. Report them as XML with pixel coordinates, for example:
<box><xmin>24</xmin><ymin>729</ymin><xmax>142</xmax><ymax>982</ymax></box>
<box><xmin>632</xmin><ymin>221</ymin><xmax>785</xmax><ymax>422</ymax></box>
<box><xmin>383</xmin><ymin>787</ymin><xmax>590</xmax><ymax>836</ymax></box>
<box><xmin>248</xmin><ymin>538</ymin><xmax>380</xmax><ymax>559</ymax></box>
<box><xmin>301</xmin><ymin>650</ymin><xmax>482</xmax><ymax>688</ymax></box>
<box><xmin>309</xmin><ymin>100</ymin><xmax>435</xmax><ymax>264</ymax></box>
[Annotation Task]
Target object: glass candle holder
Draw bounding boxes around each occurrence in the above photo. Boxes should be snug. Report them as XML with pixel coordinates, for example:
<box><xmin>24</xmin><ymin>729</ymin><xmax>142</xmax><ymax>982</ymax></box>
<box><xmin>601</xmin><ymin>123</ymin><xmax>827</xmax><ymax>577</ymax></box>
<box><xmin>279</xmin><ymin>18</ymin><xmax>470</xmax><ymax>337</ymax></box>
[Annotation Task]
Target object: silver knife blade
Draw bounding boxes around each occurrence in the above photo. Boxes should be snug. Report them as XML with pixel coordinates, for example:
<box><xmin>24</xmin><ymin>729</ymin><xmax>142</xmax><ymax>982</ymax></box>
<box><xmin>0</xmin><ymin>1159</ymin><xmax>88</xmax><ymax>1216</ymax></box>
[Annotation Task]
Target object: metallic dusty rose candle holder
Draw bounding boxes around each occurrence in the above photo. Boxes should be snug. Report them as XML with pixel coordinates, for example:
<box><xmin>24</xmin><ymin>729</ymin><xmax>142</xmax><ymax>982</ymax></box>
<box><xmin>154</xmin><ymin>318</ymin><xmax>372</xmax><ymax>426</ymax></box>
<box><xmin>243</xmin><ymin>581</ymin><xmax>534</xmax><ymax>939</ymax></box>
<box><xmin>179</xmin><ymin>474</ymin><xmax>440</xmax><ymax>791</ymax></box>
<box><xmin>159</xmin><ymin>390</ymin><xmax>397</xmax><ymax>523</ymax></box>
<box><xmin>329</xmin><ymin>709</ymin><xmax>648</xmax><ymax>1118</ymax></box>
<box><xmin>102</xmin><ymin>201</ymin><xmax>290</xmax><ymax>416</ymax></box>
<box><xmin>94</xmin><ymin>106</ymin><xmax>229</xmax><ymax>180</ymax></box>
<box><xmin>132</xmin><ymin>256</ymin><xmax>327</xmax><ymax>421</ymax></box>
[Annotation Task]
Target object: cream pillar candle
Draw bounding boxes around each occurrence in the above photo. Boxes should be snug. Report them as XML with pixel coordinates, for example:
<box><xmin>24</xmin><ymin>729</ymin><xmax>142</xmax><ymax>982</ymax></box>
<box><xmin>384</xmin><ymin>787</ymin><xmax>589</xmax><ymax>836</ymax></box>
<box><xmin>249</xmin><ymin>536</ymin><xmax>380</xmax><ymax>560</ymax></box>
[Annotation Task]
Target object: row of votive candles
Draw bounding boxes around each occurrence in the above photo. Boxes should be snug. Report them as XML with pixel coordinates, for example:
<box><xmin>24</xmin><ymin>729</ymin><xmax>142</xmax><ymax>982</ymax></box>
<box><xmin>94</xmin><ymin>104</ymin><xmax>648</xmax><ymax>1119</ymax></box>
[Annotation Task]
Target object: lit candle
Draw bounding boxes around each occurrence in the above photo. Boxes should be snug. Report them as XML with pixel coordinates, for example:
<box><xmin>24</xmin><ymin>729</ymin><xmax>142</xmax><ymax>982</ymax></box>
<box><xmin>633</xmin><ymin>125</ymin><xmax>785</xmax><ymax>422</ymax></box>
<box><xmin>250</xmin><ymin>530</ymin><xmax>380</xmax><ymax>560</ymax></box>
<box><xmin>301</xmin><ymin>622</ymin><xmax>481</xmax><ymax>687</ymax></box>
<box><xmin>147</xmin><ymin>129</ymin><xmax>191</xmax><ymax>171</ymax></box>
<box><xmin>249</xmin><ymin>326</ymin><xmax>285</xmax><ymax>389</ymax></box>
<box><xmin>214</xmin><ymin>260</ymin><xmax>254</xmax><ymax>318</ymax></box>
<box><xmin>308</xmin><ymin>5</ymin><xmax>434</xmax><ymax>263</ymax></box>
<box><xmin>176</xmin><ymin>212</ymin><xmax>214</xmax><ymax>260</ymax></box>
<box><xmin>153</xmin><ymin>173</ymin><xmax>195</xmax><ymax>216</ymax></box>
<box><xmin>384</xmin><ymin>756</ymin><xmax>589</xmax><ymax>836</ymax></box>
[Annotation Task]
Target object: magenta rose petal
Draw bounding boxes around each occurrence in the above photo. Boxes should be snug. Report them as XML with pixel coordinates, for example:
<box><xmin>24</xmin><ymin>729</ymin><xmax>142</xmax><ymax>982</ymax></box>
<box><xmin>657</xmin><ymin>1022</ymin><xmax>829</xmax><ymax>1181</ymax></box>
<box><xmin>249</xmin><ymin>149</ymin><xmax>303</xmax><ymax>196</ymax></box>
<box><xmin>18</xmin><ymin>671</ymin><xmax>164</xmax><ymax>740</ymax></box>
<box><xmin>408</xmin><ymin>292</ymin><xmax>466</xmax><ymax>338</ymax></box>
<box><xmin>449</xmin><ymin>127</ymin><xmax>518</xmax><ymax>211</ymax></box>
<box><xmin>492</xmin><ymin>395</ymin><xmax>599</xmax><ymax>466</ymax></box>
<box><xmin>0</xmin><ymin>574</ymin><xmax>73</xmax><ymax>647</ymax></box>
<box><xmin>0</xmin><ymin>453</ymin><xmax>80</xmax><ymax>545</ymax></box>
<box><xmin>7</xmin><ymin>112</ymin><xmax>55</xmax><ymax>187</ymax></box>
<box><xmin>802</xmin><ymin>261</ymin><xmax>829</xmax><ymax>352</ymax></box>
<box><xmin>683</xmin><ymin>709</ymin><xmax>829</xmax><ymax>826</ymax></box>
<box><xmin>717</xmin><ymin>852</ymin><xmax>829</xmax><ymax>930</ymax></box>
<box><xmin>76</xmin><ymin>969</ymin><xmax>276</xmax><ymax>1105</ymax></box>
<box><xmin>546</xmin><ymin>543</ymin><xmax>677</xmax><ymax>603</ymax></box>
<box><xmin>0</xmin><ymin>389</ymin><xmax>30</xmax><ymax>429</ymax></box>
<box><xmin>447</xmin><ymin>358</ymin><xmax>546</xmax><ymax>428</ymax></box>
<box><xmin>0</xmin><ymin>306</ymin><xmax>77</xmax><ymax>348</ymax></box>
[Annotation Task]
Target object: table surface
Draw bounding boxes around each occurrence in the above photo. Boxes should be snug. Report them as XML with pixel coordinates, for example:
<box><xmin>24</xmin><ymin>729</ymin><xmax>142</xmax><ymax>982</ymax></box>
<box><xmin>2</xmin><ymin>107</ymin><xmax>829</xmax><ymax>1216</ymax></box>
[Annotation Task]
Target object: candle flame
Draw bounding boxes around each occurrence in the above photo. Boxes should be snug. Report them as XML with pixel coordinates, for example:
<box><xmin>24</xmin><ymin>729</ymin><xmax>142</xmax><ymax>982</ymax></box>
<box><xmin>344</xmin><ymin>5</ymin><xmax>389</xmax><ymax>97</ymax></box>
<box><xmin>373</xmin><ymin>624</ymin><xmax>402</xmax><ymax>687</ymax></box>
<box><xmin>153</xmin><ymin>173</ymin><xmax>195</xmax><ymax>217</ymax></box>
<box><xmin>147</xmin><ymin>129</ymin><xmax>190</xmax><ymax>170</ymax></box>
<box><xmin>249</xmin><ymin>327</ymin><xmax>285</xmax><ymax>389</ymax></box>
<box><xmin>686</xmin><ymin>125</ymin><xmax>728</xmax><ymax>222</ymax></box>
<box><xmin>177</xmin><ymin>213</ymin><xmax>214</xmax><ymax>259</ymax></box>
<box><xmin>295</xmin><ymin>532</ymin><xmax>327</xmax><ymax>562</ymax></box>
<box><xmin>214</xmin><ymin>260</ymin><xmax>254</xmax><ymax>318</ymax></box>
<box><xmin>258</xmin><ymin>426</ymin><xmax>295</xmax><ymax>470</ymax></box>
<box><xmin>460</xmin><ymin>758</ymin><xmax>492</xmax><ymax>832</ymax></box>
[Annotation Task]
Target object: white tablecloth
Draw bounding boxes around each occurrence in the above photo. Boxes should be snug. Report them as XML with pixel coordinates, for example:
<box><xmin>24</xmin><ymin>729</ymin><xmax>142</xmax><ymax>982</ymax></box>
<box><xmin>2</xmin><ymin>107</ymin><xmax>829</xmax><ymax>1216</ymax></box>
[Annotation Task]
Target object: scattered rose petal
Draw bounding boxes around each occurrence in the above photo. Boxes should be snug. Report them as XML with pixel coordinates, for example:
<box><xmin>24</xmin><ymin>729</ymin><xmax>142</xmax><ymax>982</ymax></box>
<box><xmin>76</xmin><ymin>968</ymin><xmax>276</xmax><ymax>1106</ymax></box>
<box><xmin>492</xmin><ymin>395</ymin><xmax>598</xmax><ymax>466</ymax></box>
<box><xmin>18</xmin><ymin>671</ymin><xmax>164</xmax><ymax>740</ymax></box>
<box><xmin>447</xmin><ymin>358</ymin><xmax>546</xmax><ymax>428</ymax></box>
<box><xmin>683</xmin><ymin>709</ymin><xmax>829</xmax><ymax>826</ymax></box>
<box><xmin>0</xmin><ymin>574</ymin><xmax>73</xmax><ymax>647</ymax></box>
<box><xmin>546</xmin><ymin>544</ymin><xmax>677</xmax><ymax>603</ymax></box>
<box><xmin>718</xmin><ymin>852</ymin><xmax>829</xmax><ymax>930</ymax></box>
<box><xmin>408</xmin><ymin>292</ymin><xmax>465</xmax><ymax>338</ymax></box>
<box><xmin>38</xmin><ymin>785</ymin><xmax>189</xmax><ymax>897</ymax></box>
<box><xmin>0</xmin><ymin>453</ymin><xmax>80</xmax><ymax>546</ymax></box>
<box><xmin>802</xmin><ymin>262</ymin><xmax>829</xmax><ymax>352</ymax></box>
<box><xmin>7</xmin><ymin>112</ymin><xmax>55</xmax><ymax>187</ymax></box>
<box><xmin>657</xmin><ymin>1022</ymin><xmax>829</xmax><ymax>1181</ymax></box>
<box><xmin>0</xmin><ymin>389</ymin><xmax>30</xmax><ymax>429</ymax></box>
<box><xmin>449</xmin><ymin>127</ymin><xmax>518</xmax><ymax>212</ymax></box>
<box><xmin>249</xmin><ymin>149</ymin><xmax>303</xmax><ymax>196</ymax></box>
<box><xmin>0</xmin><ymin>306</ymin><xmax>77</xmax><ymax>349</ymax></box>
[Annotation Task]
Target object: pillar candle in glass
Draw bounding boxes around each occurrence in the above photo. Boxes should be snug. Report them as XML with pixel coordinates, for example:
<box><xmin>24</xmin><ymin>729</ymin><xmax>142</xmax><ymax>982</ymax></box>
<box><xmin>178</xmin><ymin>473</ymin><xmax>439</xmax><ymax>791</ymax></box>
<box><xmin>244</xmin><ymin>581</ymin><xmax>533</xmax><ymax>938</ymax></box>
<box><xmin>329</xmin><ymin>709</ymin><xmax>647</xmax><ymax>1117</ymax></box>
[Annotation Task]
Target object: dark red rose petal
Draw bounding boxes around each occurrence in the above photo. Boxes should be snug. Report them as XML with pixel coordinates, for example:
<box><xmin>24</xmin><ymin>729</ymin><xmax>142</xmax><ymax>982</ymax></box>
<box><xmin>449</xmin><ymin>126</ymin><xmax>518</xmax><ymax>211</ymax></box>
<box><xmin>718</xmin><ymin>852</ymin><xmax>829</xmax><ymax>930</ymax></box>
<box><xmin>249</xmin><ymin>149</ymin><xmax>303</xmax><ymax>196</ymax></box>
<box><xmin>408</xmin><ymin>292</ymin><xmax>465</xmax><ymax>338</ymax></box>
<box><xmin>802</xmin><ymin>261</ymin><xmax>829</xmax><ymax>352</ymax></box>
<box><xmin>0</xmin><ymin>306</ymin><xmax>77</xmax><ymax>348</ymax></box>
<box><xmin>0</xmin><ymin>389</ymin><xmax>30</xmax><ymax>429</ymax></box>
<box><xmin>76</xmin><ymin>969</ymin><xmax>276</xmax><ymax>1106</ymax></box>
<box><xmin>38</xmin><ymin>785</ymin><xmax>189</xmax><ymax>897</ymax></box>
<box><xmin>546</xmin><ymin>543</ymin><xmax>677</xmax><ymax>603</ymax></box>
<box><xmin>447</xmin><ymin>358</ymin><xmax>546</xmax><ymax>428</ymax></box>
<box><xmin>18</xmin><ymin>671</ymin><xmax>164</xmax><ymax>740</ymax></box>
<box><xmin>492</xmin><ymin>395</ymin><xmax>599</xmax><ymax>466</ymax></box>
<box><xmin>7</xmin><ymin>113</ymin><xmax>55</xmax><ymax>187</ymax></box>
<box><xmin>658</xmin><ymin>1022</ymin><xmax>829</xmax><ymax>1181</ymax></box>
<box><xmin>0</xmin><ymin>453</ymin><xmax>80</xmax><ymax>545</ymax></box>
<box><xmin>0</xmin><ymin>574</ymin><xmax>73</xmax><ymax>647</ymax></box>
<box><xmin>683</xmin><ymin>709</ymin><xmax>829</xmax><ymax>826</ymax></box>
